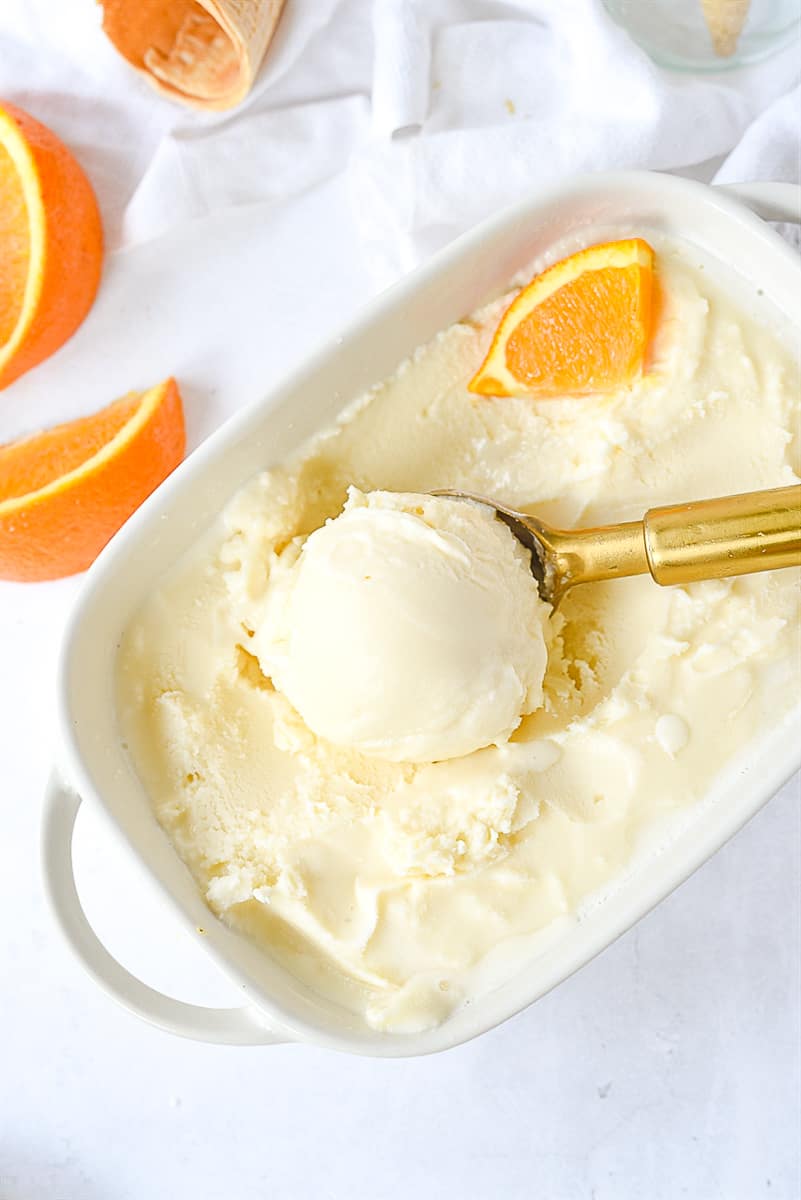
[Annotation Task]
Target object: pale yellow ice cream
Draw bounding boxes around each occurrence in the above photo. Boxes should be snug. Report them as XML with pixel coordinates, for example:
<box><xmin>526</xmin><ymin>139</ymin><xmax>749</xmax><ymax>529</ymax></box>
<box><xmin>255</xmin><ymin>487</ymin><xmax>550</xmax><ymax>763</ymax></box>
<box><xmin>117</xmin><ymin>244</ymin><xmax>801</xmax><ymax>1032</ymax></box>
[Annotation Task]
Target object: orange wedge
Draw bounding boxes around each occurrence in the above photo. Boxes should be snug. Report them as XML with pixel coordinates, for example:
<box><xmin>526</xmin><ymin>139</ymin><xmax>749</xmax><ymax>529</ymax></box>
<box><xmin>0</xmin><ymin>378</ymin><xmax>185</xmax><ymax>581</ymax></box>
<box><xmin>0</xmin><ymin>101</ymin><xmax>103</xmax><ymax>390</ymax></box>
<box><xmin>469</xmin><ymin>239</ymin><xmax>655</xmax><ymax>399</ymax></box>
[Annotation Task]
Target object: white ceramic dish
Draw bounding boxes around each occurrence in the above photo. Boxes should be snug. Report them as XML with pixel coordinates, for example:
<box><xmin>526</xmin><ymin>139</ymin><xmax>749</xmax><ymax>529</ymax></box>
<box><xmin>42</xmin><ymin>171</ymin><xmax>801</xmax><ymax>1056</ymax></box>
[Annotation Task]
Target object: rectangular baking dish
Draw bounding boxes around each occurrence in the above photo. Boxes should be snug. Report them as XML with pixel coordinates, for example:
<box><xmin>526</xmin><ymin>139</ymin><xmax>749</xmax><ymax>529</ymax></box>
<box><xmin>42</xmin><ymin>170</ymin><xmax>801</xmax><ymax>1056</ymax></box>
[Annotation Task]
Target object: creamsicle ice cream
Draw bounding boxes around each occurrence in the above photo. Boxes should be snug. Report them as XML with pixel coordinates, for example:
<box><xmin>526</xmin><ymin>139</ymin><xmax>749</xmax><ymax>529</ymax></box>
<box><xmin>257</xmin><ymin>488</ymin><xmax>550</xmax><ymax>764</ymax></box>
<box><xmin>117</xmin><ymin>244</ymin><xmax>801</xmax><ymax>1032</ymax></box>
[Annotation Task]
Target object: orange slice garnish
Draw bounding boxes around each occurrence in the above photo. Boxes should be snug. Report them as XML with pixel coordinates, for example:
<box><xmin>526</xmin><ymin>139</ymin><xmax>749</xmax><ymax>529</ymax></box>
<box><xmin>0</xmin><ymin>101</ymin><xmax>103</xmax><ymax>390</ymax></box>
<box><xmin>0</xmin><ymin>378</ymin><xmax>185</xmax><ymax>581</ymax></box>
<box><xmin>469</xmin><ymin>238</ymin><xmax>655</xmax><ymax>399</ymax></box>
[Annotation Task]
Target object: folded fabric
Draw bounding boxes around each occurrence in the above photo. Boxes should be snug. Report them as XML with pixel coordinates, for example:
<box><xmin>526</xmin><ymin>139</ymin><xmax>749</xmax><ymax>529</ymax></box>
<box><xmin>715</xmin><ymin>85</ymin><xmax>801</xmax><ymax>187</ymax></box>
<box><xmin>1</xmin><ymin>0</ymin><xmax>798</xmax><ymax>269</ymax></box>
<box><xmin>100</xmin><ymin>0</ymin><xmax>286</xmax><ymax>110</ymax></box>
<box><xmin>348</xmin><ymin>0</ymin><xmax>800</xmax><ymax>283</ymax></box>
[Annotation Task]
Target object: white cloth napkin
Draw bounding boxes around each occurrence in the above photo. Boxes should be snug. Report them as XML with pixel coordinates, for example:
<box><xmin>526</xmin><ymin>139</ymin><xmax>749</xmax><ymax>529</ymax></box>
<box><xmin>118</xmin><ymin>1</ymin><xmax>801</xmax><ymax>279</ymax></box>
<box><xmin>352</xmin><ymin>2</ymin><xmax>801</xmax><ymax>279</ymax></box>
<box><xmin>3</xmin><ymin>0</ymin><xmax>798</xmax><ymax>274</ymax></box>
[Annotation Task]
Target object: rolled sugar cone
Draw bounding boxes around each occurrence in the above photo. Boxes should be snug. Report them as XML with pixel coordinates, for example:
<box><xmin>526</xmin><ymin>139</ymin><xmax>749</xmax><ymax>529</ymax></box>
<box><xmin>100</xmin><ymin>0</ymin><xmax>287</xmax><ymax>111</ymax></box>
<box><xmin>700</xmin><ymin>0</ymin><xmax>751</xmax><ymax>56</ymax></box>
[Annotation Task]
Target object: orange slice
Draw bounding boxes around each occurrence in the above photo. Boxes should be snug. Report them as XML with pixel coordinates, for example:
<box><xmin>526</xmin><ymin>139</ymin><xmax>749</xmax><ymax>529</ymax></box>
<box><xmin>469</xmin><ymin>238</ymin><xmax>655</xmax><ymax>399</ymax></box>
<box><xmin>0</xmin><ymin>101</ymin><xmax>103</xmax><ymax>390</ymax></box>
<box><xmin>0</xmin><ymin>378</ymin><xmax>185</xmax><ymax>581</ymax></box>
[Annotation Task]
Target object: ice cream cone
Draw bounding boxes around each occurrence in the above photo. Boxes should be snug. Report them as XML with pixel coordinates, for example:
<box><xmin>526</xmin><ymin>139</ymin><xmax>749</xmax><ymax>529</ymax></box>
<box><xmin>700</xmin><ymin>0</ymin><xmax>751</xmax><ymax>56</ymax></box>
<box><xmin>100</xmin><ymin>0</ymin><xmax>287</xmax><ymax>111</ymax></box>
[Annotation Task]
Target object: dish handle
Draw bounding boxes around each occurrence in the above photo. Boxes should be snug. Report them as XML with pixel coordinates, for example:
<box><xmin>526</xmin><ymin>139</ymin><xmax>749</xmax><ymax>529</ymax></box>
<box><xmin>715</xmin><ymin>181</ymin><xmax>801</xmax><ymax>225</ymax></box>
<box><xmin>42</xmin><ymin>771</ymin><xmax>290</xmax><ymax>1046</ymax></box>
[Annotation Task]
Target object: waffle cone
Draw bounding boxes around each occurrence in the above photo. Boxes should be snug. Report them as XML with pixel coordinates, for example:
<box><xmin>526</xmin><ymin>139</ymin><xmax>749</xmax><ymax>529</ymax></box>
<box><xmin>700</xmin><ymin>0</ymin><xmax>751</xmax><ymax>56</ymax></box>
<box><xmin>100</xmin><ymin>0</ymin><xmax>287</xmax><ymax>111</ymax></box>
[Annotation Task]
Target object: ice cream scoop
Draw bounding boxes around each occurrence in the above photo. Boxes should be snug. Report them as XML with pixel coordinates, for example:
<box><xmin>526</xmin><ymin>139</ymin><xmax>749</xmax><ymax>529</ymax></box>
<box><xmin>435</xmin><ymin>484</ymin><xmax>801</xmax><ymax>606</ymax></box>
<box><xmin>252</xmin><ymin>488</ymin><xmax>550</xmax><ymax>763</ymax></box>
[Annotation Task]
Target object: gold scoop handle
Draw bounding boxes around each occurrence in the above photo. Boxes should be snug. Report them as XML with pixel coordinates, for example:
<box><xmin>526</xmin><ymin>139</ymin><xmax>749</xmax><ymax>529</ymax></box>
<box><xmin>537</xmin><ymin>484</ymin><xmax>801</xmax><ymax>598</ymax></box>
<box><xmin>644</xmin><ymin>484</ymin><xmax>801</xmax><ymax>585</ymax></box>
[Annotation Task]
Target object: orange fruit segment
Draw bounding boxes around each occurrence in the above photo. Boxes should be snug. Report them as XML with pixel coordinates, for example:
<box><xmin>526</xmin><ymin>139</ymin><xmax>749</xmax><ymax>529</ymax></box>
<box><xmin>0</xmin><ymin>101</ymin><xmax>103</xmax><ymax>390</ymax></box>
<box><xmin>0</xmin><ymin>378</ymin><xmax>185</xmax><ymax>581</ymax></box>
<box><xmin>469</xmin><ymin>238</ymin><xmax>655</xmax><ymax>399</ymax></box>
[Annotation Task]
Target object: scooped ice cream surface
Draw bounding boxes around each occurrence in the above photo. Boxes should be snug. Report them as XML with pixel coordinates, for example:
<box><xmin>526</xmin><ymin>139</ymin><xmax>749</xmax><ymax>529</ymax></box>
<box><xmin>253</xmin><ymin>488</ymin><xmax>550</xmax><ymax>763</ymax></box>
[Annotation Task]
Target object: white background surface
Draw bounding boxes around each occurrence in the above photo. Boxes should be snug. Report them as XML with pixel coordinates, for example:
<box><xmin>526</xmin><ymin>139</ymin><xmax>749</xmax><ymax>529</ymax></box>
<box><xmin>1</xmin><ymin>2</ymin><xmax>800</xmax><ymax>1197</ymax></box>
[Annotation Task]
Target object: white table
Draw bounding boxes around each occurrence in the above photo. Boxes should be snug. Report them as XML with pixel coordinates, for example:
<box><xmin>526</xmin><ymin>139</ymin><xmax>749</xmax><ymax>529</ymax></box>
<box><xmin>1</xmin><ymin>2</ymin><xmax>799</xmax><ymax>1196</ymax></box>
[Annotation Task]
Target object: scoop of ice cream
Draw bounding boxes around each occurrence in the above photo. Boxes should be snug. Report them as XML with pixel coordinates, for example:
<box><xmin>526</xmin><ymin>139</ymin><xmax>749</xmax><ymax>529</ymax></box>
<box><xmin>253</xmin><ymin>488</ymin><xmax>550</xmax><ymax>763</ymax></box>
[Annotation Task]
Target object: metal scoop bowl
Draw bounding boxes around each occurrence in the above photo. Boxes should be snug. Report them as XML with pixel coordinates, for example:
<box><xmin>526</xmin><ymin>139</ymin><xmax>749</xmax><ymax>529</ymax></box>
<box><xmin>434</xmin><ymin>484</ymin><xmax>801</xmax><ymax>607</ymax></box>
